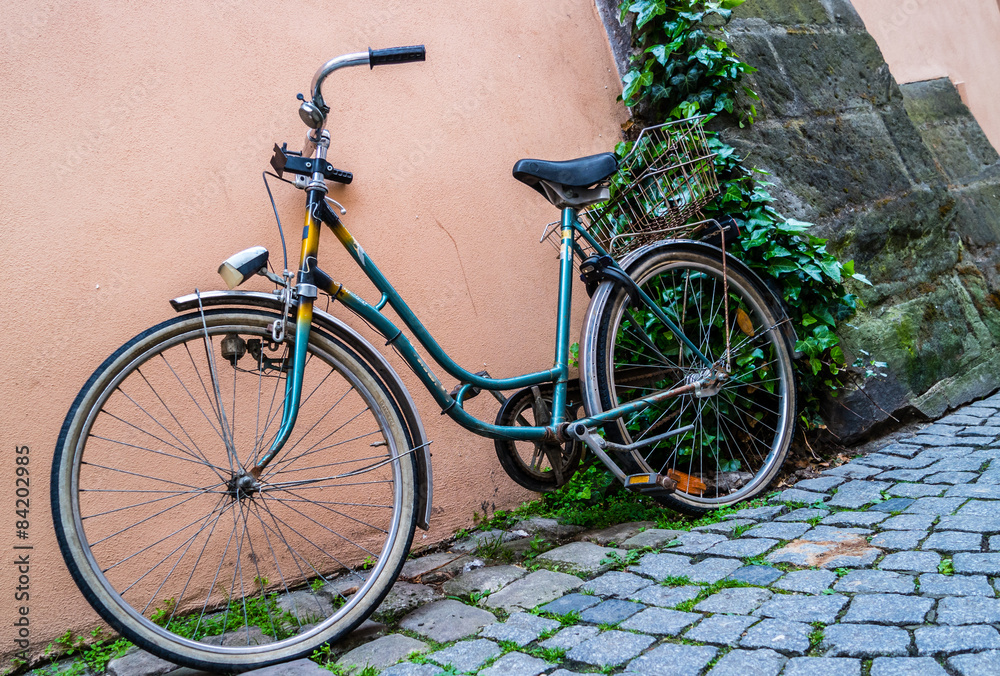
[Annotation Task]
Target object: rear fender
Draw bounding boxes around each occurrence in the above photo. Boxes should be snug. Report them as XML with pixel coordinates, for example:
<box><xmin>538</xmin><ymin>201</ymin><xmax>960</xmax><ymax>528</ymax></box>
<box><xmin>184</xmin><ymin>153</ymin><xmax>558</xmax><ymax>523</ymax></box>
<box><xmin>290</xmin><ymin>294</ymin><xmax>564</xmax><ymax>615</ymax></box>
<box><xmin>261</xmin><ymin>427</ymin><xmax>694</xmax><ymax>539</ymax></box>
<box><xmin>616</xmin><ymin>239</ymin><xmax>799</xmax><ymax>356</ymax></box>
<box><xmin>169</xmin><ymin>290</ymin><xmax>433</xmax><ymax>530</ymax></box>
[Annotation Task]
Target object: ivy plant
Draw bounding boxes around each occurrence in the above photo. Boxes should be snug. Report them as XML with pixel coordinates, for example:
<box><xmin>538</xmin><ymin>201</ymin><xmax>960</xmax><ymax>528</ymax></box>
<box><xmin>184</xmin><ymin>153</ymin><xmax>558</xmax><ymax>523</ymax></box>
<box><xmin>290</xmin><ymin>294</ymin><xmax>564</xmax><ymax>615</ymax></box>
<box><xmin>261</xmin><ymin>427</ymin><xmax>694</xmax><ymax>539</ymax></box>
<box><xmin>617</xmin><ymin>0</ymin><xmax>871</xmax><ymax>420</ymax></box>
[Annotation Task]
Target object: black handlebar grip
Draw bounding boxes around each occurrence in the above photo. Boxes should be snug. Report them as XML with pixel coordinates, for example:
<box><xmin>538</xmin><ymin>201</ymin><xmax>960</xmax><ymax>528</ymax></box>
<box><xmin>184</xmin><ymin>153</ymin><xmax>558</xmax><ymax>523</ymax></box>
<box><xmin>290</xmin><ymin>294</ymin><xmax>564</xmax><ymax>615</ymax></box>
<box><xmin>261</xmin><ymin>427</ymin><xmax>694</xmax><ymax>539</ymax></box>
<box><xmin>325</xmin><ymin>165</ymin><xmax>353</xmax><ymax>184</ymax></box>
<box><xmin>368</xmin><ymin>45</ymin><xmax>426</xmax><ymax>69</ymax></box>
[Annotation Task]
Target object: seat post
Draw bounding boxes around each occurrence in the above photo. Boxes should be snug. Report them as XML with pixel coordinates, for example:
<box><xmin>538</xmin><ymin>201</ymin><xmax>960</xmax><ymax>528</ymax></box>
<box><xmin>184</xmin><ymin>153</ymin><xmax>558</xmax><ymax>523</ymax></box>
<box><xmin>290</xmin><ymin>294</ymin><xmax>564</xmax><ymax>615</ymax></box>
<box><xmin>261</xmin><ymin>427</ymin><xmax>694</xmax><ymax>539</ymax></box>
<box><xmin>550</xmin><ymin>207</ymin><xmax>577</xmax><ymax>426</ymax></box>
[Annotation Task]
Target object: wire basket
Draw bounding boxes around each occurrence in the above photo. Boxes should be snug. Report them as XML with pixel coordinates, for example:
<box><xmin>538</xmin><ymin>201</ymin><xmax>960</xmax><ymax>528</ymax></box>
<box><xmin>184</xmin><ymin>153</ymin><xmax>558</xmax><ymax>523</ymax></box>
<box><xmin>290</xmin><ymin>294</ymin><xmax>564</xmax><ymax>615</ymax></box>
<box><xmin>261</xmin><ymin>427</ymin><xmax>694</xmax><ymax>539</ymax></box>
<box><xmin>544</xmin><ymin>116</ymin><xmax>720</xmax><ymax>258</ymax></box>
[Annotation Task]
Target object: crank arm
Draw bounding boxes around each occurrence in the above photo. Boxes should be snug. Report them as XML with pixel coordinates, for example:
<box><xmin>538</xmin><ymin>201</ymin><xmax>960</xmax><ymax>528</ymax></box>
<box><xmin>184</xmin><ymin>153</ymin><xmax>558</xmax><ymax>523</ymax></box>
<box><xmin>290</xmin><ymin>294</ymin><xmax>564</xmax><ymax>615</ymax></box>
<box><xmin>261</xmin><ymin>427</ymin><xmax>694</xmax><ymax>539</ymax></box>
<box><xmin>566</xmin><ymin>423</ymin><xmax>627</xmax><ymax>483</ymax></box>
<box><xmin>566</xmin><ymin>422</ymin><xmax>689</xmax><ymax>494</ymax></box>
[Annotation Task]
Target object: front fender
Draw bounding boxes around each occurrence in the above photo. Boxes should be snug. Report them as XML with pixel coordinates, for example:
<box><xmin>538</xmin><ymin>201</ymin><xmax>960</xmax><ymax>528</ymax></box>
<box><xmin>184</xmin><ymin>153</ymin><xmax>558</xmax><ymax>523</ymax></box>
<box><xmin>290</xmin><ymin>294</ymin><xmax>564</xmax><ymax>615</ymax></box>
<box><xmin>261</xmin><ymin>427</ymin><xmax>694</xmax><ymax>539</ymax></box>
<box><xmin>169</xmin><ymin>290</ymin><xmax>433</xmax><ymax>530</ymax></box>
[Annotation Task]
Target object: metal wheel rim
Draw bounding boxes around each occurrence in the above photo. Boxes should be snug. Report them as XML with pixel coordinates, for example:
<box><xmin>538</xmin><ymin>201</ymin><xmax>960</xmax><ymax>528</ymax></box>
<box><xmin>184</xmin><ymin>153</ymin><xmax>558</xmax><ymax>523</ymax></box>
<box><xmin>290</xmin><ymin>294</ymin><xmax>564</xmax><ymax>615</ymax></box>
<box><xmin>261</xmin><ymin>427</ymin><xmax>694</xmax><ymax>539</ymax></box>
<box><xmin>64</xmin><ymin>317</ymin><xmax>405</xmax><ymax>657</ymax></box>
<box><xmin>605</xmin><ymin>257</ymin><xmax>793</xmax><ymax>505</ymax></box>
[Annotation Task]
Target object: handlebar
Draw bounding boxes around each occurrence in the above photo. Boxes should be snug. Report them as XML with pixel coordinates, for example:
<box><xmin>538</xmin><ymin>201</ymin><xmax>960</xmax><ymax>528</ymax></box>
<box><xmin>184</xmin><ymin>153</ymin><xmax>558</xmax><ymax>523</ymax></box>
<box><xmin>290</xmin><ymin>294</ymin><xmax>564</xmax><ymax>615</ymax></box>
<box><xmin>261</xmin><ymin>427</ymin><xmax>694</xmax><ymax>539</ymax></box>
<box><xmin>368</xmin><ymin>45</ymin><xmax>426</xmax><ymax>68</ymax></box>
<box><xmin>305</xmin><ymin>45</ymin><xmax>425</xmax><ymax>129</ymax></box>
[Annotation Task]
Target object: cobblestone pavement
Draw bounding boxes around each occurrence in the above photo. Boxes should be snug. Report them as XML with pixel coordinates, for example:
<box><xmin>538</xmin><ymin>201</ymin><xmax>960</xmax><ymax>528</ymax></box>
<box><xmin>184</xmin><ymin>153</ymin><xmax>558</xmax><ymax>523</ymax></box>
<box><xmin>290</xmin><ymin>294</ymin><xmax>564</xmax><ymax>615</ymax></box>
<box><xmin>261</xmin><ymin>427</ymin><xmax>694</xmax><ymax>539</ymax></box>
<box><xmin>107</xmin><ymin>394</ymin><xmax>1000</xmax><ymax>676</ymax></box>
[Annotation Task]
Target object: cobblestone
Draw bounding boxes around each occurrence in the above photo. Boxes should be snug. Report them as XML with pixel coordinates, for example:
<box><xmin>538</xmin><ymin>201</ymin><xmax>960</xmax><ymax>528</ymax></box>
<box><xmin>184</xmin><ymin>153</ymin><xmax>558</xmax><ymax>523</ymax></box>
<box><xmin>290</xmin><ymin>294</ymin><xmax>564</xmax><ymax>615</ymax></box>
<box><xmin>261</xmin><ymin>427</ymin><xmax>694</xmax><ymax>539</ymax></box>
<box><xmin>879</xmin><ymin>514</ymin><xmax>935</xmax><ymax>530</ymax></box>
<box><xmin>537</xmin><ymin>541</ymin><xmax>626</xmax><ymax>575</ymax></box>
<box><xmin>617</xmin><ymin>607</ymin><xmax>700</xmax><ymax>635</ymax></box>
<box><xmin>948</xmin><ymin>649</ymin><xmax>1000</xmax><ymax>675</ymax></box>
<box><xmin>579</xmin><ymin>571</ymin><xmax>652</xmax><ymax>599</ymax></box>
<box><xmin>936</xmin><ymin>596</ymin><xmax>1000</xmax><ymax>624</ymax></box>
<box><xmin>536</xmin><ymin>593</ymin><xmax>600</xmax><ymax>616</ymax></box>
<box><xmin>870</xmin><ymin>530</ymin><xmax>925</xmax><ymax>550</ymax></box>
<box><xmin>822</xmin><ymin>624</ymin><xmax>911</xmax><ymax>657</ymax></box>
<box><xmin>841</xmin><ymin>594</ymin><xmax>934</xmax><ymax>625</ymax></box>
<box><xmin>566</xmin><ymin>630</ymin><xmax>654</xmax><ymax>668</ymax></box>
<box><xmin>478</xmin><ymin>611</ymin><xmax>559</xmax><ymax>646</ymax></box>
<box><xmin>887</xmin><ymin>483</ymin><xmax>946</xmax><ymax>498</ymax></box>
<box><xmin>904</xmin><ymin>497</ymin><xmax>967</xmax><ymax>515</ymax></box>
<box><xmin>826</xmin><ymin>481</ymin><xmax>891</xmax><ymax>509</ymax></box>
<box><xmin>953</xmin><ymin>552</ymin><xmax>1000</xmax><ymax>574</ymax></box>
<box><xmin>753</xmin><ymin>593</ymin><xmax>847</xmax><ymax>623</ymax></box>
<box><xmin>782</xmin><ymin>657</ymin><xmax>861</xmax><ymax>676</ymax></box>
<box><xmin>578</xmin><ymin>599</ymin><xmax>644</xmax><ymax>625</ymax></box>
<box><xmin>878</xmin><ymin>550</ymin><xmax>941</xmax><ymax>572</ymax></box>
<box><xmin>918</xmin><ymin>573</ymin><xmax>995</xmax><ymax>596</ymax></box>
<box><xmin>694</xmin><ymin>587</ymin><xmax>772</xmax><ymax>614</ymax></box>
<box><xmin>629</xmin><ymin>584</ymin><xmax>701</xmax><ymax>608</ymax></box>
<box><xmin>869</xmin><ymin>497</ymin><xmax>916</xmax><ymax>513</ymax></box>
<box><xmin>776</xmin><ymin>508</ymin><xmax>829</xmax><ymax>522</ymax></box>
<box><xmin>773</xmin><ymin>569</ymin><xmax>837</xmax><ymax>594</ymax></box>
<box><xmin>821</xmin><ymin>511</ymin><xmax>889</xmax><ymax>527</ymax></box>
<box><xmin>870</xmin><ymin>657</ymin><xmax>948</xmax><ymax>676</ymax></box>
<box><xmin>936</xmin><ymin>515</ymin><xmax>1000</xmax><ymax>532</ymax></box>
<box><xmin>215</xmin><ymin>394</ymin><xmax>1000</xmax><ymax>676</ymax></box>
<box><xmin>624</xmin><ymin>643</ymin><xmax>717</xmax><ymax>675</ymax></box>
<box><xmin>478</xmin><ymin>652</ymin><xmax>552</xmax><ymax>676</ymax></box>
<box><xmin>921</xmin><ymin>531</ymin><xmax>983</xmax><ymax>552</ymax></box>
<box><xmin>915</xmin><ymin>625</ymin><xmax>1000</xmax><ymax>654</ymax></box>
<box><xmin>683</xmin><ymin>614</ymin><xmax>758</xmax><ymax>645</ymax></box>
<box><xmin>727</xmin><ymin>564</ymin><xmax>784</xmax><ymax>586</ymax></box>
<box><xmin>833</xmin><ymin>570</ymin><xmax>914</xmax><ymax>594</ymax></box>
<box><xmin>426</xmin><ymin>639</ymin><xmax>500</xmax><ymax>672</ymax></box>
<box><xmin>705</xmin><ymin>649</ymin><xmax>785</xmax><ymax>676</ymax></box>
<box><xmin>702</xmin><ymin>537</ymin><xmax>778</xmax><ymax>558</ymax></box>
<box><xmin>399</xmin><ymin>600</ymin><xmax>495</xmax><ymax>642</ymax></box>
<box><xmin>740</xmin><ymin>619</ymin><xmax>812</xmax><ymax>654</ymax></box>
<box><xmin>538</xmin><ymin>625</ymin><xmax>600</xmax><ymax>650</ymax></box>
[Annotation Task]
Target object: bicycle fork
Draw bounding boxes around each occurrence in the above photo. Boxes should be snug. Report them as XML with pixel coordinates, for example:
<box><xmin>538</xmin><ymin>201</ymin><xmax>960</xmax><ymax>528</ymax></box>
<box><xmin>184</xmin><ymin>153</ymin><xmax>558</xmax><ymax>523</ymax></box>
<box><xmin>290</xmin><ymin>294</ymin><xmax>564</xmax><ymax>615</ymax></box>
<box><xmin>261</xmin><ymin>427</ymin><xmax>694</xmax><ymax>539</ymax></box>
<box><xmin>248</xmin><ymin>190</ymin><xmax>324</xmax><ymax>479</ymax></box>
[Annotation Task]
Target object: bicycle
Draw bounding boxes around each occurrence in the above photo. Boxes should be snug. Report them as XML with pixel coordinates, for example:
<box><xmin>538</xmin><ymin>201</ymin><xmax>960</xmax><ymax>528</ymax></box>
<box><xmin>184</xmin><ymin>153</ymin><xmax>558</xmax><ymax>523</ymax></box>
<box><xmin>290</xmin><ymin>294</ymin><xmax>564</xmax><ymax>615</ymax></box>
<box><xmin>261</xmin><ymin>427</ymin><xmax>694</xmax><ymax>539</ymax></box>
<box><xmin>51</xmin><ymin>46</ymin><xmax>797</xmax><ymax>671</ymax></box>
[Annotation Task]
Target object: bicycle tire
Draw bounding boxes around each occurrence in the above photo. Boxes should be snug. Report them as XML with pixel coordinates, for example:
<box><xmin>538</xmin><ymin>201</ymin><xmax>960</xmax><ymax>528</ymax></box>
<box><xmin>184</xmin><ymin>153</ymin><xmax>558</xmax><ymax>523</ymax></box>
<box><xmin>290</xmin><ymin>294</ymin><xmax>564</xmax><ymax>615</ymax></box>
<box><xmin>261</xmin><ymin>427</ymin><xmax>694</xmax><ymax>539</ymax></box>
<box><xmin>581</xmin><ymin>247</ymin><xmax>797</xmax><ymax>515</ymax></box>
<box><xmin>52</xmin><ymin>309</ymin><xmax>417</xmax><ymax>671</ymax></box>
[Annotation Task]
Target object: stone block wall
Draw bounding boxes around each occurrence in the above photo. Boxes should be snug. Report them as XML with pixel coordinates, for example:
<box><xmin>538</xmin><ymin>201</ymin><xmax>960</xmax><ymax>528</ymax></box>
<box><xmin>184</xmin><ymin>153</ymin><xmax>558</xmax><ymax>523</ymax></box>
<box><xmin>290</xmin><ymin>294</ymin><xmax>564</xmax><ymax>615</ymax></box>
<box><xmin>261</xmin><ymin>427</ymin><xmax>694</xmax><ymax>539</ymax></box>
<box><xmin>596</xmin><ymin>0</ymin><xmax>1000</xmax><ymax>439</ymax></box>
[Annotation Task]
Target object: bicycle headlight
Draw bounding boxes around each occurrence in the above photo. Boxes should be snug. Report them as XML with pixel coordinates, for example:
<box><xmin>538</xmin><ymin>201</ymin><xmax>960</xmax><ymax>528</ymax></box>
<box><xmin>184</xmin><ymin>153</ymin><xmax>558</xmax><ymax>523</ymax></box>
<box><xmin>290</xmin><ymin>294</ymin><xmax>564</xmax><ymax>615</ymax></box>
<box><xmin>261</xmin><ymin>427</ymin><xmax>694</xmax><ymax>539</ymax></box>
<box><xmin>218</xmin><ymin>246</ymin><xmax>270</xmax><ymax>289</ymax></box>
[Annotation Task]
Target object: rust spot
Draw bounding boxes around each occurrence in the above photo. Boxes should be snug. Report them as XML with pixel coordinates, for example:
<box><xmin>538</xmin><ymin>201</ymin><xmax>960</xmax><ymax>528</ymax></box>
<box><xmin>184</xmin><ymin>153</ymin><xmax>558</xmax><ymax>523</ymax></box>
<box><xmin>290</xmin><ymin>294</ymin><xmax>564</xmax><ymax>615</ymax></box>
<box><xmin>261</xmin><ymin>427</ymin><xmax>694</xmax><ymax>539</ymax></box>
<box><xmin>668</xmin><ymin>469</ymin><xmax>707</xmax><ymax>495</ymax></box>
<box><xmin>778</xmin><ymin>536</ymin><xmax>877</xmax><ymax>568</ymax></box>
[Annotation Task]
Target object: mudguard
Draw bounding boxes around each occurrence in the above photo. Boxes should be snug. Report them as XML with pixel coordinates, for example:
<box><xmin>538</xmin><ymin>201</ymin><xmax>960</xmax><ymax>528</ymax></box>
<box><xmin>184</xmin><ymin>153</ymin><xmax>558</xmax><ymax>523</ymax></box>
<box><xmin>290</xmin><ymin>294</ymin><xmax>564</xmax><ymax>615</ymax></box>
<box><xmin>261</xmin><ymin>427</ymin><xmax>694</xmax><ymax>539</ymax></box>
<box><xmin>624</xmin><ymin>239</ymin><xmax>800</xmax><ymax>355</ymax></box>
<box><xmin>169</xmin><ymin>290</ymin><xmax>433</xmax><ymax>530</ymax></box>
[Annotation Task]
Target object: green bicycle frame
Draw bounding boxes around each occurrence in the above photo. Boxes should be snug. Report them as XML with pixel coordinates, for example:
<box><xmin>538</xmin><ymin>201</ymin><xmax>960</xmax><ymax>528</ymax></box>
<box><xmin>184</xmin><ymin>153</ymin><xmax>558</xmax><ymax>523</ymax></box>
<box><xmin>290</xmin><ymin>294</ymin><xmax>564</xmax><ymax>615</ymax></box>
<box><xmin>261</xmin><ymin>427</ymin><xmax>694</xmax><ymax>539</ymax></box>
<box><xmin>254</xmin><ymin>187</ymin><xmax>714</xmax><ymax>474</ymax></box>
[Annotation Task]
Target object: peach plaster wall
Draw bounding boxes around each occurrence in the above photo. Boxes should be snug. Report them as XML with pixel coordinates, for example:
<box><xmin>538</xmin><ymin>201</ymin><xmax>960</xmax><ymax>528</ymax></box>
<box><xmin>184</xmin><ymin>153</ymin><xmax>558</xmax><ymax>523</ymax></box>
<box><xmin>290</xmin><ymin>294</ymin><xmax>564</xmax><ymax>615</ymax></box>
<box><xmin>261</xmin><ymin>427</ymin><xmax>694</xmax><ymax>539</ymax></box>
<box><xmin>851</xmin><ymin>0</ymin><xmax>1000</xmax><ymax>149</ymax></box>
<box><xmin>0</xmin><ymin>0</ymin><xmax>625</xmax><ymax>660</ymax></box>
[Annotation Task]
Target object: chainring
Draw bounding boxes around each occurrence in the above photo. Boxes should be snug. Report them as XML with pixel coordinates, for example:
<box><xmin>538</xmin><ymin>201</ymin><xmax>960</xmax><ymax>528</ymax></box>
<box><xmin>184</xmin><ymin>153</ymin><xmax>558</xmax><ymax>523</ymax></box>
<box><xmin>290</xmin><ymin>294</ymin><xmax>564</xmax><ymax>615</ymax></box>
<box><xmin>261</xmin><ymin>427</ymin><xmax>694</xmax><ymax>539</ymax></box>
<box><xmin>493</xmin><ymin>384</ymin><xmax>584</xmax><ymax>492</ymax></box>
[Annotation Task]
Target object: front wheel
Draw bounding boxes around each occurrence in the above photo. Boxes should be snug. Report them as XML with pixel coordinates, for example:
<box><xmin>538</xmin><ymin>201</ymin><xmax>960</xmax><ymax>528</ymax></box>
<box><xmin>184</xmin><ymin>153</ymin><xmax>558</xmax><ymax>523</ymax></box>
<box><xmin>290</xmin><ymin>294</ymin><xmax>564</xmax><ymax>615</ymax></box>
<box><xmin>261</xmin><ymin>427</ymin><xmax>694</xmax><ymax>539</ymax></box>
<box><xmin>52</xmin><ymin>309</ymin><xmax>418</xmax><ymax>671</ymax></box>
<box><xmin>581</xmin><ymin>247</ymin><xmax>797</xmax><ymax>516</ymax></box>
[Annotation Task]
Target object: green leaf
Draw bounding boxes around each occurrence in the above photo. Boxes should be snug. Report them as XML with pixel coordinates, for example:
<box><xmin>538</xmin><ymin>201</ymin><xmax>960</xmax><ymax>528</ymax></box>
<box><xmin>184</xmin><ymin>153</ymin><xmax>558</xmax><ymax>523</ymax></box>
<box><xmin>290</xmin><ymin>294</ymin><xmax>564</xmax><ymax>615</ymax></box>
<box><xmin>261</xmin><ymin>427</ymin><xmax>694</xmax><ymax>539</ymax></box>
<box><xmin>815</xmin><ymin>258</ymin><xmax>843</xmax><ymax>283</ymax></box>
<box><xmin>776</xmin><ymin>218</ymin><xmax>813</xmax><ymax>233</ymax></box>
<box><xmin>721</xmin><ymin>0</ymin><xmax>746</xmax><ymax>8</ymax></box>
<box><xmin>852</xmin><ymin>272</ymin><xmax>873</xmax><ymax>286</ymax></box>
<box><xmin>766</xmin><ymin>258</ymin><xmax>800</xmax><ymax>275</ymax></box>
<box><xmin>630</xmin><ymin>0</ymin><xmax>667</xmax><ymax>28</ymax></box>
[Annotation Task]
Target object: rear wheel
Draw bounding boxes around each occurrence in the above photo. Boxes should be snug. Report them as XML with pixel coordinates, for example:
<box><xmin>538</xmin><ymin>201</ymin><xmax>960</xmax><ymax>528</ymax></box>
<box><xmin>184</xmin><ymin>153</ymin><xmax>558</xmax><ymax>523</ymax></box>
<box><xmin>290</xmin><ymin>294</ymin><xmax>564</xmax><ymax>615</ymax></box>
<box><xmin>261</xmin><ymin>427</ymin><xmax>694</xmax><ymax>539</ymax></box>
<box><xmin>582</xmin><ymin>247</ymin><xmax>796</xmax><ymax>515</ymax></box>
<box><xmin>52</xmin><ymin>309</ymin><xmax>417</xmax><ymax>671</ymax></box>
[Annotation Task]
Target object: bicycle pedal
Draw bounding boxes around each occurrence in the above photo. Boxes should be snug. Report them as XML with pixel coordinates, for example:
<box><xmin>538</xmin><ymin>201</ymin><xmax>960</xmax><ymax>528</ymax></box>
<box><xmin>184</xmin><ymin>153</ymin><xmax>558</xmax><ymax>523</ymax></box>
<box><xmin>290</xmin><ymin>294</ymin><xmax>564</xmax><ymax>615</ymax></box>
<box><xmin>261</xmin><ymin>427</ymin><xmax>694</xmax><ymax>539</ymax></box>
<box><xmin>625</xmin><ymin>473</ymin><xmax>677</xmax><ymax>493</ymax></box>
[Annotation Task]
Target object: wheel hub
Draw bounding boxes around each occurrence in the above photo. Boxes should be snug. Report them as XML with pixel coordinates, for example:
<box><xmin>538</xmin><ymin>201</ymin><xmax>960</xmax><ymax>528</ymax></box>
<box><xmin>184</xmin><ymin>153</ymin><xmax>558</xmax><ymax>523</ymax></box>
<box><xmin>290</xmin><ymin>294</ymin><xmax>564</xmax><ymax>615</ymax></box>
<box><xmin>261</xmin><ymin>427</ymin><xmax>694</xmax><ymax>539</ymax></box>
<box><xmin>226</xmin><ymin>472</ymin><xmax>260</xmax><ymax>499</ymax></box>
<box><xmin>688</xmin><ymin>366</ymin><xmax>727</xmax><ymax>398</ymax></box>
